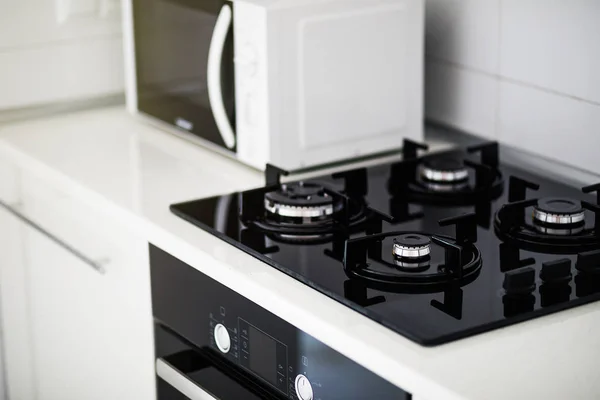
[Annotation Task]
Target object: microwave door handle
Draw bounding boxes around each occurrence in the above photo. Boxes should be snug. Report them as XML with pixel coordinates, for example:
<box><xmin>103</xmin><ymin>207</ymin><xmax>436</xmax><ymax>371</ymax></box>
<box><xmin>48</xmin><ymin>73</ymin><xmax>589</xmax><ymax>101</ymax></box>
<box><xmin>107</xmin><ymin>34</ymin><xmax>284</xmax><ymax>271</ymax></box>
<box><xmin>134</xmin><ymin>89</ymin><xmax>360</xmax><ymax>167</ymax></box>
<box><xmin>156</xmin><ymin>358</ymin><xmax>218</xmax><ymax>400</ymax></box>
<box><xmin>207</xmin><ymin>4</ymin><xmax>236</xmax><ymax>149</ymax></box>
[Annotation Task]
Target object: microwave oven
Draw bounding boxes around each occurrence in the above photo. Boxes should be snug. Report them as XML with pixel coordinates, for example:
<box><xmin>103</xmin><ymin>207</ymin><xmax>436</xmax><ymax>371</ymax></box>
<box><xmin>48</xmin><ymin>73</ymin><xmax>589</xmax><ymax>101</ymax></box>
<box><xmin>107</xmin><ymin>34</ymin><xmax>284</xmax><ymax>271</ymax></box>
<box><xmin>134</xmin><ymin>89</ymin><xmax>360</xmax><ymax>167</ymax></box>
<box><xmin>124</xmin><ymin>0</ymin><xmax>424</xmax><ymax>171</ymax></box>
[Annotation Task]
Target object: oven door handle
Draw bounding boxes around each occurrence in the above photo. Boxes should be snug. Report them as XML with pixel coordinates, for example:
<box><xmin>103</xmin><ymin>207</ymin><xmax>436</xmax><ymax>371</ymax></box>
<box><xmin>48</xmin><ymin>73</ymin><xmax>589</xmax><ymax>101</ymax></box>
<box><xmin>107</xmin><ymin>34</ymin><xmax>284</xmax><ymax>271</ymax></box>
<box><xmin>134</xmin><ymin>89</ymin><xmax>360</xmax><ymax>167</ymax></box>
<box><xmin>207</xmin><ymin>4</ymin><xmax>236</xmax><ymax>150</ymax></box>
<box><xmin>156</xmin><ymin>358</ymin><xmax>218</xmax><ymax>400</ymax></box>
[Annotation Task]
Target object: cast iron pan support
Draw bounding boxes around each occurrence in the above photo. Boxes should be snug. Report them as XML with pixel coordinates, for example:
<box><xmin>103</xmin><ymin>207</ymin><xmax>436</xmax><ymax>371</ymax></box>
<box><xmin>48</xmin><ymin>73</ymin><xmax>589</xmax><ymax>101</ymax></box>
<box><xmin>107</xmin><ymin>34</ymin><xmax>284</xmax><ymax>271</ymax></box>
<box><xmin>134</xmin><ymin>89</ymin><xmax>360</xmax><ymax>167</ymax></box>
<box><xmin>468</xmin><ymin>141</ymin><xmax>499</xmax><ymax>169</ymax></box>
<box><xmin>402</xmin><ymin>139</ymin><xmax>429</xmax><ymax>160</ymax></box>
<box><xmin>582</xmin><ymin>183</ymin><xmax>600</xmax><ymax>239</ymax></box>
<box><xmin>508</xmin><ymin>176</ymin><xmax>540</xmax><ymax>203</ymax></box>
<box><xmin>433</xmin><ymin>212</ymin><xmax>478</xmax><ymax>278</ymax></box>
<box><xmin>265</xmin><ymin>164</ymin><xmax>289</xmax><ymax>186</ymax></box>
<box><xmin>333</xmin><ymin>168</ymin><xmax>369</xmax><ymax>198</ymax></box>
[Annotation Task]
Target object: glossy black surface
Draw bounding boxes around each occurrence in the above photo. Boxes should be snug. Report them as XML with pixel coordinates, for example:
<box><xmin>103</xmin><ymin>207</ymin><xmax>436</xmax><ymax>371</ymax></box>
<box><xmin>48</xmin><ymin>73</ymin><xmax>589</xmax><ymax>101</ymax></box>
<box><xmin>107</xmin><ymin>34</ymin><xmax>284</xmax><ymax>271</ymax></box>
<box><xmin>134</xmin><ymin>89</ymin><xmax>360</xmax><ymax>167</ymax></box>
<box><xmin>171</xmin><ymin>145</ymin><xmax>600</xmax><ymax>346</ymax></box>
<box><xmin>151</xmin><ymin>245</ymin><xmax>410</xmax><ymax>399</ymax></box>
<box><xmin>134</xmin><ymin>0</ymin><xmax>235</xmax><ymax>149</ymax></box>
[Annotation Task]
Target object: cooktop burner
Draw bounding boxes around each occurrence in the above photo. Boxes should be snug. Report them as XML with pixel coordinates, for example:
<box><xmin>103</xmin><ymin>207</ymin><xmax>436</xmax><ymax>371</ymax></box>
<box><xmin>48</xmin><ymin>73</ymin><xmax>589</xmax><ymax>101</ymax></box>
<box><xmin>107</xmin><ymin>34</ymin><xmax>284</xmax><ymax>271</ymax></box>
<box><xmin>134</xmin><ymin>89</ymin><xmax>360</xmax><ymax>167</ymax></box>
<box><xmin>533</xmin><ymin>197</ymin><xmax>585</xmax><ymax>225</ymax></box>
<box><xmin>393</xmin><ymin>233</ymin><xmax>432</xmax><ymax>260</ymax></box>
<box><xmin>494</xmin><ymin>177</ymin><xmax>600</xmax><ymax>254</ymax></box>
<box><xmin>388</xmin><ymin>141</ymin><xmax>505</xmax><ymax>206</ymax></box>
<box><xmin>171</xmin><ymin>139</ymin><xmax>600</xmax><ymax>346</ymax></box>
<box><xmin>264</xmin><ymin>182</ymin><xmax>342</xmax><ymax>222</ymax></box>
<box><xmin>234</xmin><ymin>167</ymin><xmax>372</xmax><ymax>244</ymax></box>
<box><xmin>343</xmin><ymin>213</ymin><xmax>482</xmax><ymax>293</ymax></box>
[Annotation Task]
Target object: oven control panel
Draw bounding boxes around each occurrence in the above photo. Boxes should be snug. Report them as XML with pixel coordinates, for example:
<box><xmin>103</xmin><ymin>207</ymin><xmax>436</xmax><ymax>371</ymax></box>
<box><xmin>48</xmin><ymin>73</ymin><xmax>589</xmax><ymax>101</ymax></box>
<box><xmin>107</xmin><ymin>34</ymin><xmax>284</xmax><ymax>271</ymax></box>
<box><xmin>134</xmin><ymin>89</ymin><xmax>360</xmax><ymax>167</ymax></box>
<box><xmin>150</xmin><ymin>244</ymin><xmax>410</xmax><ymax>400</ymax></box>
<box><xmin>209</xmin><ymin>314</ymin><xmax>291</xmax><ymax>395</ymax></box>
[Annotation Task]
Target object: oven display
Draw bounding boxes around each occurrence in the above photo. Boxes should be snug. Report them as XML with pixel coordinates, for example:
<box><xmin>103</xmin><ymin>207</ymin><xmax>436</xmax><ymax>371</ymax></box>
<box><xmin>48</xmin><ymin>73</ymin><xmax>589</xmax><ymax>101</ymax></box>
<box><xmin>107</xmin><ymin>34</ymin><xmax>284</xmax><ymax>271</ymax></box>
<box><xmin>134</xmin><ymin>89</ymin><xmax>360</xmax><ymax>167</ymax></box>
<box><xmin>249</xmin><ymin>325</ymin><xmax>277</xmax><ymax>385</ymax></box>
<box><xmin>238</xmin><ymin>318</ymin><xmax>288</xmax><ymax>394</ymax></box>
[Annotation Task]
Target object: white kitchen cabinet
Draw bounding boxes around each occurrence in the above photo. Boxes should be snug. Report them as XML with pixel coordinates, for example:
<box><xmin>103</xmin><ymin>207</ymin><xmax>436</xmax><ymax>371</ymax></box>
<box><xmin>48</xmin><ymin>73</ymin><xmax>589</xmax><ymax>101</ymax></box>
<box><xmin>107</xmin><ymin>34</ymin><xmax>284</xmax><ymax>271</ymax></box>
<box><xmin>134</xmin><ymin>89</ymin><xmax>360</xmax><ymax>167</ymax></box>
<box><xmin>0</xmin><ymin>207</ymin><xmax>35</xmax><ymax>400</ymax></box>
<box><xmin>0</xmin><ymin>164</ymin><xmax>155</xmax><ymax>400</ymax></box>
<box><xmin>25</xmin><ymin>221</ymin><xmax>138</xmax><ymax>400</ymax></box>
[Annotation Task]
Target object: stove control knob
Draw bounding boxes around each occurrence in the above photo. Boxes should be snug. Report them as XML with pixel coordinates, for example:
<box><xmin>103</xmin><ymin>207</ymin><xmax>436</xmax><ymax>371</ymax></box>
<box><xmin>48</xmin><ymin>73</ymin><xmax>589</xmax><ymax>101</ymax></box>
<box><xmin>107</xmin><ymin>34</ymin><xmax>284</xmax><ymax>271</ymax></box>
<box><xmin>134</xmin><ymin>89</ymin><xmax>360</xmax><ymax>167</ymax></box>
<box><xmin>503</xmin><ymin>267</ymin><xmax>536</xmax><ymax>295</ymax></box>
<box><xmin>295</xmin><ymin>374</ymin><xmax>313</xmax><ymax>400</ymax></box>
<box><xmin>214</xmin><ymin>324</ymin><xmax>231</xmax><ymax>354</ymax></box>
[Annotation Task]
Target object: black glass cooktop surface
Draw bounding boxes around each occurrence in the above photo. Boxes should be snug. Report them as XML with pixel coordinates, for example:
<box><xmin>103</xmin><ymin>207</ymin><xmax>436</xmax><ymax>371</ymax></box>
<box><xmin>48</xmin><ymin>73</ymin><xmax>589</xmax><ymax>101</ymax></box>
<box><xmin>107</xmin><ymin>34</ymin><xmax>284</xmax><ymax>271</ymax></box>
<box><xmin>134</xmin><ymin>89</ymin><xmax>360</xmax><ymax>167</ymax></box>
<box><xmin>171</xmin><ymin>141</ymin><xmax>600</xmax><ymax>346</ymax></box>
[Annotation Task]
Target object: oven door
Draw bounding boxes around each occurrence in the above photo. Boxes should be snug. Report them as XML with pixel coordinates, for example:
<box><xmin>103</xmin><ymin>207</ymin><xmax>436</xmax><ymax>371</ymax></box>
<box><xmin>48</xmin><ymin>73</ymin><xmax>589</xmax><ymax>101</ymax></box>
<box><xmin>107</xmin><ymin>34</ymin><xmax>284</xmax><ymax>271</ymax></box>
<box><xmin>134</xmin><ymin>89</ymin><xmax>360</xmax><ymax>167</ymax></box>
<box><xmin>133</xmin><ymin>0</ymin><xmax>236</xmax><ymax>150</ymax></box>
<box><xmin>155</xmin><ymin>324</ymin><xmax>283</xmax><ymax>400</ymax></box>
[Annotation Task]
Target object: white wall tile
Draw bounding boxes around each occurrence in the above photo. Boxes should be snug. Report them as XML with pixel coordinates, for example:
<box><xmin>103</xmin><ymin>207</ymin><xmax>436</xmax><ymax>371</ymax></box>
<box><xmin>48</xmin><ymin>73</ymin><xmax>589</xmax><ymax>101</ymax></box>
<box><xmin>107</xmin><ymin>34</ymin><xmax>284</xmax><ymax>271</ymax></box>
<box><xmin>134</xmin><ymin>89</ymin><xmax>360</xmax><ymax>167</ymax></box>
<box><xmin>425</xmin><ymin>60</ymin><xmax>498</xmax><ymax>139</ymax></box>
<box><xmin>425</xmin><ymin>0</ymin><xmax>500</xmax><ymax>73</ymax></box>
<box><xmin>0</xmin><ymin>0</ymin><xmax>121</xmax><ymax>49</ymax></box>
<box><xmin>500</xmin><ymin>0</ymin><xmax>600</xmax><ymax>104</ymax></box>
<box><xmin>0</xmin><ymin>36</ymin><xmax>124</xmax><ymax>109</ymax></box>
<box><xmin>498</xmin><ymin>82</ymin><xmax>600</xmax><ymax>174</ymax></box>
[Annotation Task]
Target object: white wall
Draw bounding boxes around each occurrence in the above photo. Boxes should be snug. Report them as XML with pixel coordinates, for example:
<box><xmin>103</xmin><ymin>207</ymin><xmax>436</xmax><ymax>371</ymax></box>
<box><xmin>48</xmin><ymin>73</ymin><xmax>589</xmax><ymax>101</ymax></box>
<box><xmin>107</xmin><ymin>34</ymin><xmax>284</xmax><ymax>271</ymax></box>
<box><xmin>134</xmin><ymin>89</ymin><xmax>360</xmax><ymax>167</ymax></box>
<box><xmin>425</xmin><ymin>0</ymin><xmax>600</xmax><ymax>174</ymax></box>
<box><xmin>0</xmin><ymin>0</ymin><xmax>124</xmax><ymax>111</ymax></box>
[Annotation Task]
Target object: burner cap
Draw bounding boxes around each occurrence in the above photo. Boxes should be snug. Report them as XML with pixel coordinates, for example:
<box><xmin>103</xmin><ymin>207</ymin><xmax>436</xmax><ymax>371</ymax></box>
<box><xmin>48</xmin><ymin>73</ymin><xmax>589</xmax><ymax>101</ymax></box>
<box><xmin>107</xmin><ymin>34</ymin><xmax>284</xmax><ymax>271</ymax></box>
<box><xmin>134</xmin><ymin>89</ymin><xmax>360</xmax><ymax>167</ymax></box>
<box><xmin>393</xmin><ymin>234</ymin><xmax>431</xmax><ymax>259</ymax></box>
<box><xmin>264</xmin><ymin>182</ymin><xmax>341</xmax><ymax>219</ymax></box>
<box><xmin>421</xmin><ymin>157</ymin><xmax>469</xmax><ymax>183</ymax></box>
<box><xmin>533</xmin><ymin>197</ymin><xmax>585</xmax><ymax>225</ymax></box>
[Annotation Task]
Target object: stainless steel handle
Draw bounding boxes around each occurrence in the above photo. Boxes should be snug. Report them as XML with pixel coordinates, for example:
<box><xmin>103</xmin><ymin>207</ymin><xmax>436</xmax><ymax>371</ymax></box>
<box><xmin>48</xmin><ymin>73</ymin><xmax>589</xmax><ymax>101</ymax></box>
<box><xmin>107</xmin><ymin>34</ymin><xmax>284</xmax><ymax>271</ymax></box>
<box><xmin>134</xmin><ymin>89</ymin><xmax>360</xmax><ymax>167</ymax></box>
<box><xmin>156</xmin><ymin>358</ymin><xmax>218</xmax><ymax>400</ymax></box>
<box><xmin>0</xmin><ymin>199</ymin><xmax>106</xmax><ymax>274</ymax></box>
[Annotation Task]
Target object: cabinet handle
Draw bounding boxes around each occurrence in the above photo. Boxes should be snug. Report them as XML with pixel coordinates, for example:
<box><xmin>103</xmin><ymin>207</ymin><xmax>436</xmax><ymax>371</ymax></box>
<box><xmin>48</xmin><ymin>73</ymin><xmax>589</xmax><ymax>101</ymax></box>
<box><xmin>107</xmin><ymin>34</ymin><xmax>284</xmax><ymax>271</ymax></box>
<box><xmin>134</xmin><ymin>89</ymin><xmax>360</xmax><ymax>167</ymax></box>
<box><xmin>0</xmin><ymin>199</ymin><xmax>106</xmax><ymax>274</ymax></box>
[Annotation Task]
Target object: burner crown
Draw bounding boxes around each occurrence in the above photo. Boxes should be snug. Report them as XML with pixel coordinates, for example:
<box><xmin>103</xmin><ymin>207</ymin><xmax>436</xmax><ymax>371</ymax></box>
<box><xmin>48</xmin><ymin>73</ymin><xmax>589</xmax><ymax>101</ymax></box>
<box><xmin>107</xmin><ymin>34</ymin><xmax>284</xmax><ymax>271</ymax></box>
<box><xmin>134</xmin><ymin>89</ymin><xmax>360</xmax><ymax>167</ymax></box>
<box><xmin>421</xmin><ymin>157</ymin><xmax>469</xmax><ymax>183</ymax></box>
<box><xmin>533</xmin><ymin>197</ymin><xmax>585</xmax><ymax>225</ymax></box>
<box><xmin>393</xmin><ymin>234</ymin><xmax>431</xmax><ymax>259</ymax></box>
<box><xmin>264</xmin><ymin>182</ymin><xmax>342</xmax><ymax>220</ymax></box>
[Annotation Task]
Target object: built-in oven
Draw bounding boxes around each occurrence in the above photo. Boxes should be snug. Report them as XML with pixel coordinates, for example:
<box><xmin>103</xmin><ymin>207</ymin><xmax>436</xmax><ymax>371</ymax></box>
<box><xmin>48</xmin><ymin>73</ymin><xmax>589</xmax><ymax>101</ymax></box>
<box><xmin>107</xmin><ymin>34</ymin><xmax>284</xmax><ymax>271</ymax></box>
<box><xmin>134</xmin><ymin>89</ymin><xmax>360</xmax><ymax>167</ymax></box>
<box><xmin>150</xmin><ymin>244</ymin><xmax>412</xmax><ymax>399</ymax></box>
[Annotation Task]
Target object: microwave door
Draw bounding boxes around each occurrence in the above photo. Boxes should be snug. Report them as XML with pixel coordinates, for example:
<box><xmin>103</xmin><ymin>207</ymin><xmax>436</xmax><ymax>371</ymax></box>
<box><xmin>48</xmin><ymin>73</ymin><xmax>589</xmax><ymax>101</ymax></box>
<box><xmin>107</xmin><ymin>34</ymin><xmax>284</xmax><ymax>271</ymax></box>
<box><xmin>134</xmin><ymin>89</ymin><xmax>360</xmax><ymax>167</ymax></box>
<box><xmin>134</xmin><ymin>0</ymin><xmax>236</xmax><ymax>150</ymax></box>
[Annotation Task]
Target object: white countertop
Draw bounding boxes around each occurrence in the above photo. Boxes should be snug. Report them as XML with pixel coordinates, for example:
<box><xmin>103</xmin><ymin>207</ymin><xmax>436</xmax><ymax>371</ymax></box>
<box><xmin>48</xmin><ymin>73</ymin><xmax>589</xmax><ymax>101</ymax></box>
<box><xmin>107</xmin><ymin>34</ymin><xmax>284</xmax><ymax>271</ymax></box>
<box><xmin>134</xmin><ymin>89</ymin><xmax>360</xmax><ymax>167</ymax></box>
<box><xmin>1</xmin><ymin>106</ymin><xmax>599</xmax><ymax>400</ymax></box>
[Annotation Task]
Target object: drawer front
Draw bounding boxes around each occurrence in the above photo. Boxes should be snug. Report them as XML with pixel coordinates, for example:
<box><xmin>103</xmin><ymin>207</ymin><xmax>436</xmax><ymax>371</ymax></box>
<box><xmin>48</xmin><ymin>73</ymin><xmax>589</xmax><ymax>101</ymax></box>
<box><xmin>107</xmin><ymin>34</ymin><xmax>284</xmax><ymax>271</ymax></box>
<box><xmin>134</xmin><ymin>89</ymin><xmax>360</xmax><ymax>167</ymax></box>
<box><xmin>13</xmin><ymin>169</ymin><xmax>136</xmax><ymax>276</ymax></box>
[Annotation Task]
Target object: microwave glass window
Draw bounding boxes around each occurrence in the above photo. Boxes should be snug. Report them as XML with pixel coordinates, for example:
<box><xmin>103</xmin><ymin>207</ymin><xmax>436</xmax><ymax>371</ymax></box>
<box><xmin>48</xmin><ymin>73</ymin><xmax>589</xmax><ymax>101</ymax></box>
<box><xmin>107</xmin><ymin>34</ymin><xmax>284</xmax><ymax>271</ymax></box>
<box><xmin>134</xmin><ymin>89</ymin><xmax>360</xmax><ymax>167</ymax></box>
<box><xmin>133</xmin><ymin>0</ymin><xmax>235</xmax><ymax>149</ymax></box>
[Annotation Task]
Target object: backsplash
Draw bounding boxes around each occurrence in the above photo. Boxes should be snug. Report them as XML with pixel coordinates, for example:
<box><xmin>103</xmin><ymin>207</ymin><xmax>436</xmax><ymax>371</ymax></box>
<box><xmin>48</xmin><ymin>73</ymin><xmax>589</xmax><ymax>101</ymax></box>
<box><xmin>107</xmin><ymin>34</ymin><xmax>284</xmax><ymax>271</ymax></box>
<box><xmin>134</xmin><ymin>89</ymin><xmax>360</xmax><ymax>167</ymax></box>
<box><xmin>425</xmin><ymin>0</ymin><xmax>600</xmax><ymax>174</ymax></box>
<box><xmin>0</xmin><ymin>0</ymin><xmax>123</xmax><ymax>112</ymax></box>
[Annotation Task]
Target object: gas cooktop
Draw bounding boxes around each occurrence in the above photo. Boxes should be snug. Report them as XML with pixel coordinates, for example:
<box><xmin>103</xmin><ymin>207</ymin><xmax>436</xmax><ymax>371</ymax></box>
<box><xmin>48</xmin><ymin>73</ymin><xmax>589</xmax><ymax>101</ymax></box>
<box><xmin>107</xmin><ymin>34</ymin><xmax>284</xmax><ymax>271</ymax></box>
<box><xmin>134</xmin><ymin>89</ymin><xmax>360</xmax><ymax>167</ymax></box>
<box><xmin>171</xmin><ymin>140</ymin><xmax>600</xmax><ymax>346</ymax></box>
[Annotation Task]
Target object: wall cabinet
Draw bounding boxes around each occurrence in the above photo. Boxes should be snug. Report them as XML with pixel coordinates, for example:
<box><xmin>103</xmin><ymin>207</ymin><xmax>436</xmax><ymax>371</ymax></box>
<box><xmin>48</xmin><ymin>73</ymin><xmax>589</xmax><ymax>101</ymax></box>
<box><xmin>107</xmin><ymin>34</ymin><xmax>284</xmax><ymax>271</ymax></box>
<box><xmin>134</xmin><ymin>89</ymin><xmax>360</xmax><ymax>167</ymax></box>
<box><xmin>0</xmin><ymin>162</ymin><xmax>155</xmax><ymax>400</ymax></box>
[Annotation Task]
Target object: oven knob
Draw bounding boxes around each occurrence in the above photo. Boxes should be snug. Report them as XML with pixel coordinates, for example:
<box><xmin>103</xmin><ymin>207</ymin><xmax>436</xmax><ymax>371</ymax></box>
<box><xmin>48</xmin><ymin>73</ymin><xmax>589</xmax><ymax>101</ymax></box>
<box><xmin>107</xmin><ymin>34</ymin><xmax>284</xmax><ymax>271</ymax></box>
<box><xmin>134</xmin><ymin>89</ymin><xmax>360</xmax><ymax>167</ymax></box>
<box><xmin>295</xmin><ymin>374</ymin><xmax>313</xmax><ymax>400</ymax></box>
<box><xmin>214</xmin><ymin>324</ymin><xmax>231</xmax><ymax>354</ymax></box>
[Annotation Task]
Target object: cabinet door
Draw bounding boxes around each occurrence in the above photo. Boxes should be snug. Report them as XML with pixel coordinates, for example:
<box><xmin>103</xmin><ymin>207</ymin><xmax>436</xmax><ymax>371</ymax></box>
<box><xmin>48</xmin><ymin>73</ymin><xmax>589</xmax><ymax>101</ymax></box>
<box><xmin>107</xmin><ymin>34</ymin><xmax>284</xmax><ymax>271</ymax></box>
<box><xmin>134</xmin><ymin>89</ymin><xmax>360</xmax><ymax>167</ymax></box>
<box><xmin>0</xmin><ymin>207</ymin><xmax>36</xmax><ymax>400</ymax></box>
<box><xmin>0</xmin><ymin>164</ymin><xmax>155</xmax><ymax>400</ymax></box>
<box><xmin>23</xmin><ymin>218</ymin><xmax>155</xmax><ymax>400</ymax></box>
<box><xmin>25</xmin><ymin>223</ymin><xmax>113</xmax><ymax>400</ymax></box>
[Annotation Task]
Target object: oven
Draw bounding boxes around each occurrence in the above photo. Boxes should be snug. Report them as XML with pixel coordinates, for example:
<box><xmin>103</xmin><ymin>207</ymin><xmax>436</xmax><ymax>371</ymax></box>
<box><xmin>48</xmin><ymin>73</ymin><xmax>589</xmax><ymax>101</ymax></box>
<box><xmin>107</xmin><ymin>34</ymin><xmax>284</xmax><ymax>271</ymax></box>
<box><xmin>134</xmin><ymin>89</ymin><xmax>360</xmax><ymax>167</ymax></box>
<box><xmin>150</xmin><ymin>244</ymin><xmax>411</xmax><ymax>399</ymax></box>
